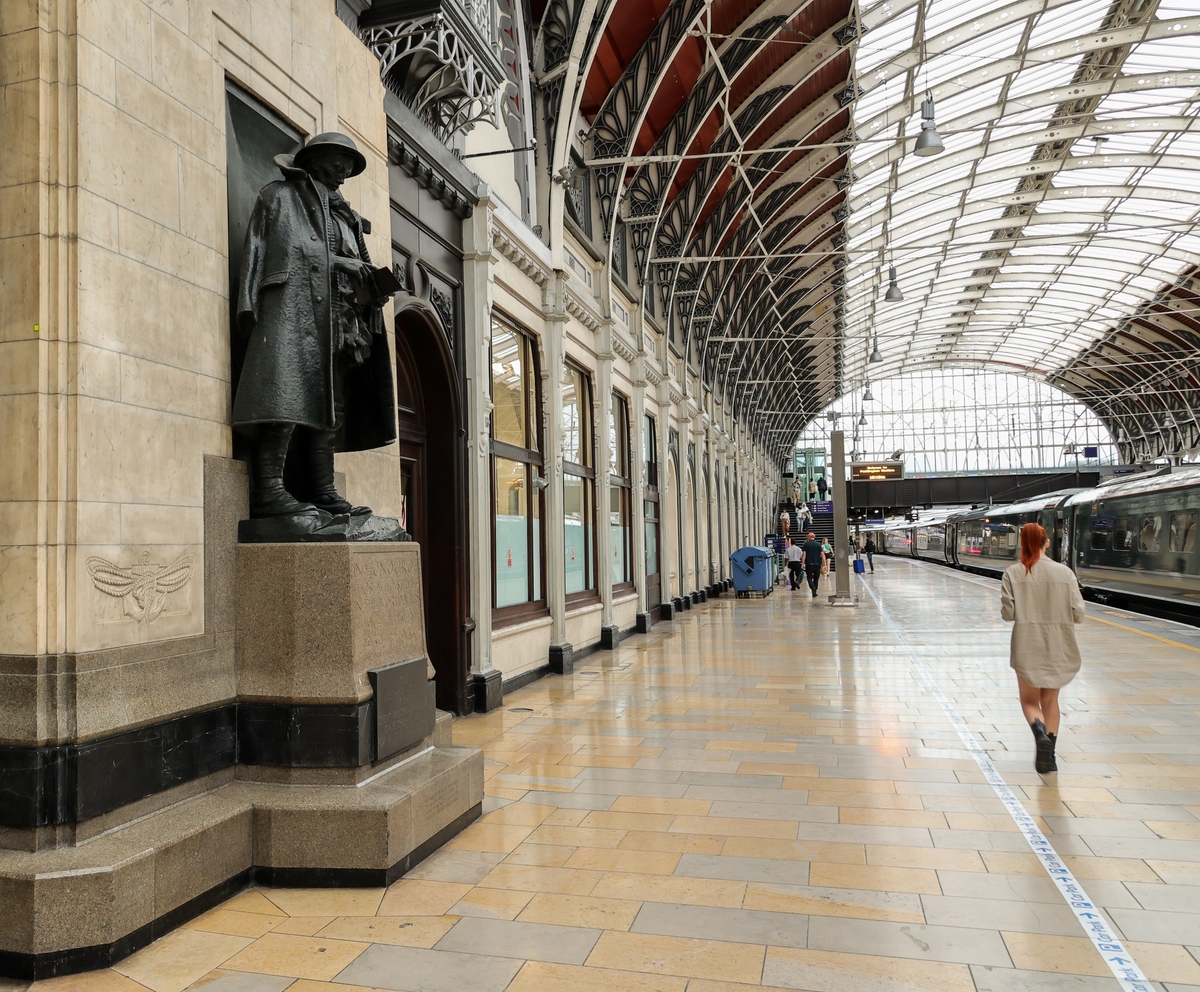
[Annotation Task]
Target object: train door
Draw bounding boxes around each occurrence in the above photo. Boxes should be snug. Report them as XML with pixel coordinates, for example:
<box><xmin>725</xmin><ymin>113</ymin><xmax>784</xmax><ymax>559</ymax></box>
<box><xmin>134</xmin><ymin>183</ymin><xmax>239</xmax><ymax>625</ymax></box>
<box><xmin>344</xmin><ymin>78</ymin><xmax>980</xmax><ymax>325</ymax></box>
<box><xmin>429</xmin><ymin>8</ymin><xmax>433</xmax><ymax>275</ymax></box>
<box><xmin>1052</xmin><ymin>510</ymin><xmax>1068</xmax><ymax>563</ymax></box>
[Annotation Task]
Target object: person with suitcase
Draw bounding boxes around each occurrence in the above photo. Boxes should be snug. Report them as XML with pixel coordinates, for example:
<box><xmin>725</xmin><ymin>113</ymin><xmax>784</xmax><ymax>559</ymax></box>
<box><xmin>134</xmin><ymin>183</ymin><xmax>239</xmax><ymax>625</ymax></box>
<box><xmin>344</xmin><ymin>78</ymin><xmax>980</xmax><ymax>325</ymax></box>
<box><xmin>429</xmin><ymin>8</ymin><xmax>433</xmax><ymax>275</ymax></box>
<box><xmin>863</xmin><ymin>536</ymin><xmax>876</xmax><ymax>573</ymax></box>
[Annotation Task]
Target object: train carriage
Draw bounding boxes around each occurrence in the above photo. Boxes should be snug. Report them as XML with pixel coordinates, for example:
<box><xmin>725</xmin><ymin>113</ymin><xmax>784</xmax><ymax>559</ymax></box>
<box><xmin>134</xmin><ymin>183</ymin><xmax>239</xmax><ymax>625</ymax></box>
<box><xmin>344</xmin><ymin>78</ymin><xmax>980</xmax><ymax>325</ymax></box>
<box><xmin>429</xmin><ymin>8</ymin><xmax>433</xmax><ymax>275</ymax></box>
<box><xmin>1068</xmin><ymin>467</ymin><xmax>1200</xmax><ymax>607</ymax></box>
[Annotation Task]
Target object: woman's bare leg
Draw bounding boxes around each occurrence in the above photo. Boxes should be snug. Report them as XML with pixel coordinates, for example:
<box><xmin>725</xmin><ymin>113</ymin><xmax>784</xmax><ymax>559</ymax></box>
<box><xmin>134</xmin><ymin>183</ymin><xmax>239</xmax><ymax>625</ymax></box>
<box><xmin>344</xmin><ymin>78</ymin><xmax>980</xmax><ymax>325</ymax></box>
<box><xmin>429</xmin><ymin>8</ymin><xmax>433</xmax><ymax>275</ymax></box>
<box><xmin>1017</xmin><ymin>674</ymin><xmax>1043</xmax><ymax>727</ymax></box>
<box><xmin>1039</xmin><ymin>688</ymin><xmax>1061</xmax><ymax>736</ymax></box>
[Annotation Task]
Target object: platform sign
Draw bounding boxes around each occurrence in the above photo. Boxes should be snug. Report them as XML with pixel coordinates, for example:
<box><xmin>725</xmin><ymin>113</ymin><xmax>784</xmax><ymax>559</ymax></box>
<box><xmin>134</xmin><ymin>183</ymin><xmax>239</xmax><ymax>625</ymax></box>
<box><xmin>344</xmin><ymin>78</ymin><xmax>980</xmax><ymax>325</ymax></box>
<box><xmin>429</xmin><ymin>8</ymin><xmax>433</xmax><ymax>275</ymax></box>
<box><xmin>850</xmin><ymin>460</ymin><xmax>904</xmax><ymax>481</ymax></box>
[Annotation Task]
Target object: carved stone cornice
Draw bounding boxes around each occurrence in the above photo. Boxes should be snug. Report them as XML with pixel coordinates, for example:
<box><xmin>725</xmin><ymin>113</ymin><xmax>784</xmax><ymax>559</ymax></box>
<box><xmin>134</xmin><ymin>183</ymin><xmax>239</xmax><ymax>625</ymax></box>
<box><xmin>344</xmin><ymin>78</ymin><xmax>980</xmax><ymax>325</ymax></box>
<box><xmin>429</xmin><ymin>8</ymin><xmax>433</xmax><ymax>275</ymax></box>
<box><xmin>644</xmin><ymin>364</ymin><xmax>663</xmax><ymax>386</ymax></box>
<box><xmin>565</xmin><ymin>291</ymin><xmax>602</xmax><ymax>331</ymax></box>
<box><xmin>611</xmin><ymin>334</ymin><xmax>637</xmax><ymax>364</ymax></box>
<box><xmin>492</xmin><ymin>223</ymin><xmax>550</xmax><ymax>286</ymax></box>
<box><xmin>387</xmin><ymin>130</ymin><xmax>475</xmax><ymax>218</ymax></box>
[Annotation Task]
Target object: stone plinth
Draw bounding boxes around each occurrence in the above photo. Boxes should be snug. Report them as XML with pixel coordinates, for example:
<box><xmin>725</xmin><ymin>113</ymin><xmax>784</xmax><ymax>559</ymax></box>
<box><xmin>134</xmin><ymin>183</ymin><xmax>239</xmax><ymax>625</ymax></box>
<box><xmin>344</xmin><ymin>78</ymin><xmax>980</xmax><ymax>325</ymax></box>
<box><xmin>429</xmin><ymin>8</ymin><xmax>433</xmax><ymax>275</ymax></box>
<box><xmin>0</xmin><ymin>717</ymin><xmax>482</xmax><ymax>978</ymax></box>
<box><xmin>236</xmin><ymin>543</ymin><xmax>426</xmax><ymax>704</ymax></box>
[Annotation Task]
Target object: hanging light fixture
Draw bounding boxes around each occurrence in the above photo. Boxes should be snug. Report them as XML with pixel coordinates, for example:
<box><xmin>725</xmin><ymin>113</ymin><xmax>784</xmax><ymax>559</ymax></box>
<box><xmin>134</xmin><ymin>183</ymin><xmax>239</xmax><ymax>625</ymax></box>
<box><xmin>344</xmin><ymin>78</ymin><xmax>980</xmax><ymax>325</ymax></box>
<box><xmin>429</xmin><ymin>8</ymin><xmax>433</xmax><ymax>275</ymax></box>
<box><xmin>884</xmin><ymin>265</ymin><xmax>903</xmax><ymax>301</ymax></box>
<box><xmin>858</xmin><ymin>411</ymin><xmax>867</xmax><ymax>426</ymax></box>
<box><xmin>912</xmin><ymin>8</ymin><xmax>944</xmax><ymax>159</ymax></box>
<box><xmin>862</xmin><ymin>382</ymin><xmax>874</xmax><ymax>402</ymax></box>
<box><xmin>913</xmin><ymin>96</ymin><xmax>944</xmax><ymax>156</ymax></box>
<box><xmin>869</xmin><ymin>337</ymin><xmax>882</xmax><ymax>364</ymax></box>
<box><xmin>1162</xmin><ymin>412</ymin><xmax>1175</xmax><ymax>431</ymax></box>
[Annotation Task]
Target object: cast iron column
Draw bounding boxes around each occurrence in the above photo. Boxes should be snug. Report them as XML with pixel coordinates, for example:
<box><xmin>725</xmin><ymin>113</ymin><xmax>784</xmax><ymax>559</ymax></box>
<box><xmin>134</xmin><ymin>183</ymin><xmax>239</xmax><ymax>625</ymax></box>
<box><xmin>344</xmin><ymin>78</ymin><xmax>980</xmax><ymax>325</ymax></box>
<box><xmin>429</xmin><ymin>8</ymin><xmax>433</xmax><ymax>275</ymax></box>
<box><xmin>828</xmin><ymin>429</ymin><xmax>857</xmax><ymax>607</ymax></box>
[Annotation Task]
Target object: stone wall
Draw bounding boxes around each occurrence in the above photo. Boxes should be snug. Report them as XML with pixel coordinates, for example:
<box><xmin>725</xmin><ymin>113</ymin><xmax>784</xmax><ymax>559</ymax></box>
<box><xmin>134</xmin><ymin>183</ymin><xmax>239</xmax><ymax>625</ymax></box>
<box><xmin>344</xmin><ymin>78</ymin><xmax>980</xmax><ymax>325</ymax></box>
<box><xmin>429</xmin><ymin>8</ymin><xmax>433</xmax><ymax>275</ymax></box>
<box><xmin>0</xmin><ymin>0</ymin><xmax>399</xmax><ymax>737</ymax></box>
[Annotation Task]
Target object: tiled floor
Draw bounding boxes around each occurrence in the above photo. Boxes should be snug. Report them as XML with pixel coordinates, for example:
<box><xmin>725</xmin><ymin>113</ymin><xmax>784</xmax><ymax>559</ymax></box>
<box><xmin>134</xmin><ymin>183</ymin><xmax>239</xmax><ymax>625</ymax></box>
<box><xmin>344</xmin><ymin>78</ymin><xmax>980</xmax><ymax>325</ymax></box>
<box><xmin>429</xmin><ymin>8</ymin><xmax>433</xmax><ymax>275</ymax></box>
<box><xmin>23</xmin><ymin>558</ymin><xmax>1200</xmax><ymax>992</ymax></box>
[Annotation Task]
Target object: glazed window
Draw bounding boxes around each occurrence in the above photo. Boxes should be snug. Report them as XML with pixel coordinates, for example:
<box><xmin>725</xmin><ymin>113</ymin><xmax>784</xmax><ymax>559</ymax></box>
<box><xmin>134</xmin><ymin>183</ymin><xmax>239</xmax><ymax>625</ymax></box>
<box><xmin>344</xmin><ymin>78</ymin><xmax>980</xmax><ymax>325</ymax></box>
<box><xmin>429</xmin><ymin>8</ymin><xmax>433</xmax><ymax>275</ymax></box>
<box><xmin>609</xmin><ymin>393</ymin><xmax>633</xmax><ymax>588</ymax></box>
<box><xmin>644</xmin><ymin>414</ymin><xmax>660</xmax><ymax>584</ymax></box>
<box><xmin>563</xmin><ymin>363</ymin><xmax>597</xmax><ymax>598</ymax></box>
<box><xmin>490</xmin><ymin>316</ymin><xmax>545</xmax><ymax>615</ymax></box>
<box><xmin>1170</xmin><ymin>512</ymin><xmax>1197</xmax><ymax>553</ymax></box>
<box><xmin>1138</xmin><ymin>515</ymin><xmax>1162</xmax><ymax>553</ymax></box>
<box><xmin>1090</xmin><ymin>521</ymin><xmax>1110</xmax><ymax>551</ymax></box>
<box><xmin>1113</xmin><ymin>518</ymin><xmax>1134</xmax><ymax>550</ymax></box>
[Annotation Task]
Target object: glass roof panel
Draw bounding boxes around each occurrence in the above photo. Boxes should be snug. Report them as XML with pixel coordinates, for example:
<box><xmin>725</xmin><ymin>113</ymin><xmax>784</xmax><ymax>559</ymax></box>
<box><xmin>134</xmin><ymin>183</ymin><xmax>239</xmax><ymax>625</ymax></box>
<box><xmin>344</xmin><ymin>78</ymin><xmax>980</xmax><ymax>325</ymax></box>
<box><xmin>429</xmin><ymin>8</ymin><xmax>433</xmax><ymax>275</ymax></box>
<box><xmin>843</xmin><ymin>0</ymin><xmax>1200</xmax><ymax>399</ymax></box>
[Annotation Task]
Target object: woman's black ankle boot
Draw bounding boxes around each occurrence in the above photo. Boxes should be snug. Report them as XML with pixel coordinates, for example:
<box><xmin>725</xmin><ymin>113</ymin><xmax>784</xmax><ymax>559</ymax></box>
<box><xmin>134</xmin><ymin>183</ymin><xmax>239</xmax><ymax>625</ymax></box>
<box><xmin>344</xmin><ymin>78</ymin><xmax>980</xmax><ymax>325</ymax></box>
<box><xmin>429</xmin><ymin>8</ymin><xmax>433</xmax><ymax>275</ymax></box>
<box><xmin>1035</xmin><ymin>729</ymin><xmax>1058</xmax><ymax>774</ymax></box>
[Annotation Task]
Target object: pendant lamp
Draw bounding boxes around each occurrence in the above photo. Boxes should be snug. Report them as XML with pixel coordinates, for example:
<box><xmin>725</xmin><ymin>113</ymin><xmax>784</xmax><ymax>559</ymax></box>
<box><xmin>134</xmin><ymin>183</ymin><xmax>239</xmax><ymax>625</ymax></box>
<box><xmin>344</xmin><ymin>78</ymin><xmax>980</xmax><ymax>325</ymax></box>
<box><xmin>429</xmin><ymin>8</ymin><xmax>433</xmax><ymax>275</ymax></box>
<box><xmin>884</xmin><ymin>265</ymin><xmax>904</xmax><ymax>301</ymax></box>
<box><xmin>913</xmin><ymin>96</ymin><xmax>944</xmax><ymax>157</ymax></box>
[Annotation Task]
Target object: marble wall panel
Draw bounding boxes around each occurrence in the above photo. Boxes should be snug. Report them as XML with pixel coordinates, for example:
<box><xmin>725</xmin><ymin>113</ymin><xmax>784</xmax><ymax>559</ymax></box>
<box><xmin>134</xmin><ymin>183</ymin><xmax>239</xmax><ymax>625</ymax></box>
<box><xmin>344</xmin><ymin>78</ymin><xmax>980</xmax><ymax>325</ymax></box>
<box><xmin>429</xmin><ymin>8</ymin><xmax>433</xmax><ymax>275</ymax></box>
<box><xmin>0</xmin><ymin>235</ymin><xmax>39</xmax><ymax>343</ymax></box>
<box><xmin>0</xmin><ymin>339</ymin><xmax>39</xmax><ymax>396</ymax></box>
<box><xmin>0</xmin><ymin>546</ymin><xmax>40</xmax><ymax>656</ymax></box>
<box><xmin>0</xmin><ymin>183</ymin><xmax>38</xmax><ymax>240</ymax></box>
<box><xmin>0</xmin><ymin>394</ymin><xmax>39</xmax><ymax>501</ymax></box>
<box><xmin>565</xmin><ymin>603</ymin><xmax>603</xmax><ymax>650</ymax></box>
<box><xmin>78</xmin><ymin>90</ymin><xmax>181</xmax><ymax>230</ymax></box>
<box><xmin>492</xmin><ymin>618</ymin><xmax>553</xmax><ymax>683</ymax></box>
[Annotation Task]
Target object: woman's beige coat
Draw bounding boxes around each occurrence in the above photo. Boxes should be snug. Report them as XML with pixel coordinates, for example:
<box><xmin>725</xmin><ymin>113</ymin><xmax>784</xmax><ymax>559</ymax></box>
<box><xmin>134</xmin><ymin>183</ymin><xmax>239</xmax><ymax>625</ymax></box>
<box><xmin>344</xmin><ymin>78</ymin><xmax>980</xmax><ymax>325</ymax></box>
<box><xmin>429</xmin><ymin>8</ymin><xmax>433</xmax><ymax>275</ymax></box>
<box><xmin>1000</xmin><ymin>557</ymin><xmax>1087</xmax><ymax>688</ymax></box>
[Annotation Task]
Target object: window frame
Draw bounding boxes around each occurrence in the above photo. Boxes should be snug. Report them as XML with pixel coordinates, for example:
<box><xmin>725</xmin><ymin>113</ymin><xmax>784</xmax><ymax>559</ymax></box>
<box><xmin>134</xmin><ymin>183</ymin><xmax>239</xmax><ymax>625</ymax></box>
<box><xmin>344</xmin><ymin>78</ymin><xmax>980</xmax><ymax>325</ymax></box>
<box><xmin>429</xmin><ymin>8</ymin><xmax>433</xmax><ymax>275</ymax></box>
<box><xmin>490</xmin><ymin>313</ymin><xmax>548</xmax><ymax>626</ymax></box>
<box><xmin>609</xmin><ymin>392</ymin><xmax>634</xmax><ymax>592</ymax></box>
<box><xmin>563</xmin><ymin>361</ymin><xmax>598</xmax><ymax>605</ymax></box>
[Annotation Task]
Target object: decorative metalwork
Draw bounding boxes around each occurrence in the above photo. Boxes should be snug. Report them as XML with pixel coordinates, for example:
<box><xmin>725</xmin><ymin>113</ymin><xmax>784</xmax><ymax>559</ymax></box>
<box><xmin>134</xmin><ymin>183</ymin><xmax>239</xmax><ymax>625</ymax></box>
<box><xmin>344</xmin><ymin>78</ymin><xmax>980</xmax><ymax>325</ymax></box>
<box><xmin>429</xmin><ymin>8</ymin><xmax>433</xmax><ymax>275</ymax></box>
<box><xmin>589</xmin><ymin>0</ymin><xmax>708</xmax><ymax>232</ymax></box>
<box><xmin>363</xmin><ymin>4</ymin><xmax>504</xmax><ymax>143</ymax></box>
<box><xmin>540</xmin><ymin>0</ymin><xmax>578</xmax><ymax>69</ymax></box>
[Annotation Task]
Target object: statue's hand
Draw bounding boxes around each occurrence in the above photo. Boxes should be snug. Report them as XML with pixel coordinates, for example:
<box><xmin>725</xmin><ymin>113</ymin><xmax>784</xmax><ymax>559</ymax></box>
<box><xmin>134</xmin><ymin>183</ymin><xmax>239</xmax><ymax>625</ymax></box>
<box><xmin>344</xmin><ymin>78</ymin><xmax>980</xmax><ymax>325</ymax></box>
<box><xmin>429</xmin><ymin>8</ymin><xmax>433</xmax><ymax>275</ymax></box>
<box><xmin>334</xmin><ymin>256</ymin><xmax>370</xmax><ymax>281</ymax></box>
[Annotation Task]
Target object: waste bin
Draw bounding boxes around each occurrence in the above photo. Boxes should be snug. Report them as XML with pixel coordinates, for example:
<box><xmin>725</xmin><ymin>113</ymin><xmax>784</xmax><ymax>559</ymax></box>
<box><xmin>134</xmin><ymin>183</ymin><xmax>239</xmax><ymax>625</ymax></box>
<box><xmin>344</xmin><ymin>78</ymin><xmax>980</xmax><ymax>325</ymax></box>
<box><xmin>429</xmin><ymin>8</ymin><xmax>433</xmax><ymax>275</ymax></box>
<box><xmin>730</xmin><ymin>546</ymin><xmax>773</xmax><ymax>597</ymax></box>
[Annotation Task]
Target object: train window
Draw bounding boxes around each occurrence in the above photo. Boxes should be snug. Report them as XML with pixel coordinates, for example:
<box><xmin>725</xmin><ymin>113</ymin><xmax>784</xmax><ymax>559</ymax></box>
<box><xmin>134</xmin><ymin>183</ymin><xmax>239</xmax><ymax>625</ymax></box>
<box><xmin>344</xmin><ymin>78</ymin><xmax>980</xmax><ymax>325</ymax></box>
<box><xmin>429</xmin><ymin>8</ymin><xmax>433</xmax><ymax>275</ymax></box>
<box><xmin>1138</xmin><ymin>515</ymin><xmax>1161</xmax><ymax>553</ymax></box>
<box><xmin>1090</xmin><ymin>524</ymin><xmax>1109</xmax><ymax>551</ymax></box>
<box><xmin>1170</xmin><ymin>513</ymin><xmax>1196</xmax><ymax>554</ymax></box>
<box><xmin>1113</xmin><ymin>518</ymin><xmax>1134</xmax><ymax>550</ymax></box>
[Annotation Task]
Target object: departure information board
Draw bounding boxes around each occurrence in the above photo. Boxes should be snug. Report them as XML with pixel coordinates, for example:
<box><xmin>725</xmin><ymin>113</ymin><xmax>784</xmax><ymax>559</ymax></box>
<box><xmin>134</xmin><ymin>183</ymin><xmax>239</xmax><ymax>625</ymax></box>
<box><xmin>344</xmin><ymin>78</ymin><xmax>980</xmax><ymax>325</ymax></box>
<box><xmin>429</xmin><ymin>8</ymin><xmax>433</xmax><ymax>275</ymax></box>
<box><xmin>850</xmin><ymin>461</ymin><xmax>904</xmax><ymax>481</ymax></box>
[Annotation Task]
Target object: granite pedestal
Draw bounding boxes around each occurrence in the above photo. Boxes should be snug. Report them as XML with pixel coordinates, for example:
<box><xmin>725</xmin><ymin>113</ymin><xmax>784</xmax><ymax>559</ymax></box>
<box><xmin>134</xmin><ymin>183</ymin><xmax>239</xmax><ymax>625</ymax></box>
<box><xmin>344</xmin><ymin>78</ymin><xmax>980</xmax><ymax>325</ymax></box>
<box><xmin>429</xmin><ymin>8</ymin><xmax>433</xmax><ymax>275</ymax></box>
<box><xmin>0</xmin><ymin>540</ymin><xmax>482</xmax><ymax>980</ymax></box>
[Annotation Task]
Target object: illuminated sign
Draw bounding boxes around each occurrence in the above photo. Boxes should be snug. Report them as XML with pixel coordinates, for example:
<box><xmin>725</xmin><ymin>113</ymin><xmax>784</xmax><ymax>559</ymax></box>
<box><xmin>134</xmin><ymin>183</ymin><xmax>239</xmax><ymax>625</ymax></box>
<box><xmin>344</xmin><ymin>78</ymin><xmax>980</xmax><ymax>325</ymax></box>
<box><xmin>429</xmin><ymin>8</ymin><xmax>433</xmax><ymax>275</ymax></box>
<box><xmin>850</xmin><ymin>461</ymin><xmax>904</xmax><ymax>481</ymax></box>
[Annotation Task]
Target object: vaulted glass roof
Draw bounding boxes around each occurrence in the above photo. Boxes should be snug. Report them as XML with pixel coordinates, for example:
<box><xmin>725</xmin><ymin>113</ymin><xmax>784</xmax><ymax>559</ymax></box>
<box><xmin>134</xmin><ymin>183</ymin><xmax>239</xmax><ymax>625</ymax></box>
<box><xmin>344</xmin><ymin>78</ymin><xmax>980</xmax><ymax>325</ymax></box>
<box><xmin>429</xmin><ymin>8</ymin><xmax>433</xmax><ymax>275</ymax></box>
<box><xmin>841</xmin><ymin>0</ymin><xmax>1200</xmax><ymax>402</ymax></box>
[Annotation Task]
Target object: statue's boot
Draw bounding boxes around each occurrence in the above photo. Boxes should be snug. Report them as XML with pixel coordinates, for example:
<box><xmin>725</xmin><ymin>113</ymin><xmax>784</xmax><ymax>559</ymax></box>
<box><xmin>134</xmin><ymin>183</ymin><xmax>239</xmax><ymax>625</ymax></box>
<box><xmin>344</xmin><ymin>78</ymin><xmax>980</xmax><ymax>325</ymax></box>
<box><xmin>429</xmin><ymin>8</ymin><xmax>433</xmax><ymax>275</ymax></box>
<box><xmin>251</xmin><ymin>424</ymin><xmax>318</xmax><ymax>517</ymax></box>
<box><xmin>305</xmin><ymin>430</ymin><xmax>372</xmax><ymax>516</ymax></box>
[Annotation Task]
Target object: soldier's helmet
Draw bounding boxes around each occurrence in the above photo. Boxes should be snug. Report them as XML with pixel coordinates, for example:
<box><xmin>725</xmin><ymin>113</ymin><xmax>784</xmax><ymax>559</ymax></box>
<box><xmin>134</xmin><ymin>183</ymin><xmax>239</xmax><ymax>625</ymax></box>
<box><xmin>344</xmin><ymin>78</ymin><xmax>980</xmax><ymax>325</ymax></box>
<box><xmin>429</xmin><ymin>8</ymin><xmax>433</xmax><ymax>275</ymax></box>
<box><xmin>294</xmin><ymin>132</ymin><xmax>367</xmax><ymax>177</ymax></box>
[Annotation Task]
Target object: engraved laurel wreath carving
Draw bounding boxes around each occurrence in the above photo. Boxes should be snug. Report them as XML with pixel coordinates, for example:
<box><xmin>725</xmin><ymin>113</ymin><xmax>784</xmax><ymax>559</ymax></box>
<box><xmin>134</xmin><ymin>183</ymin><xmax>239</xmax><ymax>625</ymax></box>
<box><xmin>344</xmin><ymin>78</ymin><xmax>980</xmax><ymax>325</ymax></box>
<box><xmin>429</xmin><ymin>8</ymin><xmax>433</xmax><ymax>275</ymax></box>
<box><xmin>85</xmin><ymin>552</ymin><xmax>197</xmax><ymax>625</ymax></box>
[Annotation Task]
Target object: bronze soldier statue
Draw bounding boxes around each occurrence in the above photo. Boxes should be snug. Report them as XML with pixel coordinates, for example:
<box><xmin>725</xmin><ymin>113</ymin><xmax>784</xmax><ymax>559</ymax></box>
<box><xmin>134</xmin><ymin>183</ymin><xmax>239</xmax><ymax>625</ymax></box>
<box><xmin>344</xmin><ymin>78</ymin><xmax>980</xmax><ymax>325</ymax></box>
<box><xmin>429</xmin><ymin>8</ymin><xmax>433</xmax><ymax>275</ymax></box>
<box><xmin>233</xmin><ymin>132</ymin><xmax>400</xmax><ymax>536</ymax></box>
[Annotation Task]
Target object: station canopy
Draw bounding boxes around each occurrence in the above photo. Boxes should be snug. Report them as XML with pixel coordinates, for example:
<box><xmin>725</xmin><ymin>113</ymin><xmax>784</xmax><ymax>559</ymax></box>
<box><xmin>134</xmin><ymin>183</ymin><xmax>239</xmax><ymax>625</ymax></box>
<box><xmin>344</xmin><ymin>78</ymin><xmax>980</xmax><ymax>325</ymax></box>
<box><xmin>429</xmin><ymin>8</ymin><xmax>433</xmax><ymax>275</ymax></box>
<box><xmin>576</xmin><ymin>0</ymin><xmax>1200</xmax><ymax>464</ymax></box>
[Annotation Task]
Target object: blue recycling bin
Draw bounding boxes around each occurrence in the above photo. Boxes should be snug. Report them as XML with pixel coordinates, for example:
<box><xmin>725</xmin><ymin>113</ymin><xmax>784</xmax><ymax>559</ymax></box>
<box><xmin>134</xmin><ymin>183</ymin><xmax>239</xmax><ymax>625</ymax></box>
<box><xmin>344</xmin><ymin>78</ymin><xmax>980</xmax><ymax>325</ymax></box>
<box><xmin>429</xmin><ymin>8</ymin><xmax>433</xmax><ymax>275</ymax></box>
<box><xmin>730</xmin><ymin>546</ymin><xmax>773</xmax><ymax>595</ymax></box>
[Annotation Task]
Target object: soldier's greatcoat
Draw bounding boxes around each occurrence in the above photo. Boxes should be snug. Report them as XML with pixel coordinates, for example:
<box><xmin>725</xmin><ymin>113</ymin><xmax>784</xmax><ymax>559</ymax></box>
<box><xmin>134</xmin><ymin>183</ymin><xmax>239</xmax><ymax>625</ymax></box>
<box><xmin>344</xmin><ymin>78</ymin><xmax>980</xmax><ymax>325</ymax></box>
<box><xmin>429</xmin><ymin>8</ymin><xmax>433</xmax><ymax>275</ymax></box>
<box><xmin>232</xmin><ymin>156</ymin><xmax>396</xmax><ymax>452</ymax></box>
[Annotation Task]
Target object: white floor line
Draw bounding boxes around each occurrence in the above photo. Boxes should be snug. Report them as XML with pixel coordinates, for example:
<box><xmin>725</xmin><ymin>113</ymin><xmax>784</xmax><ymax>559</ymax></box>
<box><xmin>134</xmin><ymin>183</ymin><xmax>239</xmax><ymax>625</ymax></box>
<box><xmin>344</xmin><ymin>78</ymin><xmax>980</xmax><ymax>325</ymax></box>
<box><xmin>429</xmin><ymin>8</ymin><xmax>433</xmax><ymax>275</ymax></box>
<box><xmin>857</xmin><ymin>577</ymin><xmax>1155</xmax><ymax>992</ymax></box>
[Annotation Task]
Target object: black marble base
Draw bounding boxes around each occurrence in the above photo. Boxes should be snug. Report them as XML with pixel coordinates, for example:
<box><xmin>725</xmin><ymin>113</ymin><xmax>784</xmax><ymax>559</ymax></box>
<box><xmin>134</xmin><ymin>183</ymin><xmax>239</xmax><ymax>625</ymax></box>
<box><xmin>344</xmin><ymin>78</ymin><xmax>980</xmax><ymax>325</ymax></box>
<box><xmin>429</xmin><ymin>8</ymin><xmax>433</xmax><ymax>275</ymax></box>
<box><xmin>599</xmin><ymin>624</ymin><xmax>621</xmax><ymax>650</ymax></box>
<box><xmin>238</xmin><ymin>511</ymin><xmax>408</xmax><ymax>543</ymax></box>
<box><xmin>697</xmin><ymin>589</ymin><xmax>708</xmax><ymax>603</ymax></box>
<box><xmin>0</xmin><ymin>708</ymin><xmax>237</xmax><ymax>827</ymax></box>
<box><xmin>680</xmin><ymin>595</ymin><xmax>692</xmax><ymax>611</ymax></box>
<box><xmin>237</xmin><ymin>701</ymin><xmax>374</xmax><ymax>767</ymax></box>
<box><xmin>636</xmin><ymin>611</ymin><xmax>652</xmax><ymax>634</ymax></box>
<box><xmin>0</xmin><ymin>689</ymin><xmax>445</xmax><ymax>828</ymax></box>
<box><xmin>473</xmin><ymin>669</ymin><xmax>503</xmax><ymax>712</ymax></box>
<box><xmin>548</xmin><ymin>642</ymin><xmax>574</xmax><ymax>675</ymax></box>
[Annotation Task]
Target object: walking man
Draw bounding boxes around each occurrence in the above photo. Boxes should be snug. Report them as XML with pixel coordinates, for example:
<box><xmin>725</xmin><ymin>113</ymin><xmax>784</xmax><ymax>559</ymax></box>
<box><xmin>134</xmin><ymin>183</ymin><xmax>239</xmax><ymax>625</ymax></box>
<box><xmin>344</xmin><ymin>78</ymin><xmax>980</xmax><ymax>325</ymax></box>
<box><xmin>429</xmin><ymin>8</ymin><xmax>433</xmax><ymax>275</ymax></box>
<box><xmin>784</xmin><ymin>539</ymin><xmax>804</xmax><ymax>591</ymax></box>
<box><xmin>863</xmin><ymin>536</ymin><xmax>876</xmax><ymax>573</ymax></box>
<box><xmin>800</xmin><ymin>531</ymin><xmax>826</xmax><ymax>598</ymax></box>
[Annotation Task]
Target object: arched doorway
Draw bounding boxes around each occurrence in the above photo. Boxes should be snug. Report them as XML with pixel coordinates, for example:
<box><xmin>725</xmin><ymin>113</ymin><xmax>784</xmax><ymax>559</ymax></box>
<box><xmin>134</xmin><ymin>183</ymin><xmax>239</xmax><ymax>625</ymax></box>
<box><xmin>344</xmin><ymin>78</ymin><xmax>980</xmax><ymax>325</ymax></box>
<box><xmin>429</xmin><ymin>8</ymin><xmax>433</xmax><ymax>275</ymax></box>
<box><xmin>394</xmin><ymin>304</ymin><xmax>470</xmax><ymax>714</ymax></box>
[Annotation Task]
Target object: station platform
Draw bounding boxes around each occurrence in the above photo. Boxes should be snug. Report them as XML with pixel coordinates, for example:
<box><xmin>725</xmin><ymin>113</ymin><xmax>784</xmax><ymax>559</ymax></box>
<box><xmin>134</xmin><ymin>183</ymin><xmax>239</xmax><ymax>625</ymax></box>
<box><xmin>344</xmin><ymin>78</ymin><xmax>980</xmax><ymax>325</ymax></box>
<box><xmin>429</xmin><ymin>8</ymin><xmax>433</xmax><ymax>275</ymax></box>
<box><xmin>28</xmin><ymin>560</ymin><xmax>1200</xmax><ymax>992</ymax></box>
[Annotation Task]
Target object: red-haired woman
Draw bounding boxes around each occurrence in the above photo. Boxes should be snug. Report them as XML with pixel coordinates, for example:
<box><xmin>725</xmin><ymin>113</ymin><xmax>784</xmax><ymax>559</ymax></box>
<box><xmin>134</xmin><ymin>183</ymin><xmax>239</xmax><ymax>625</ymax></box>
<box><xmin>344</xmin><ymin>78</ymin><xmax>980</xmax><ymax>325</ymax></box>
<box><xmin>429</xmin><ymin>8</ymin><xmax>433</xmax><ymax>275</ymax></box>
<box><xmin>1000</xmin><ymin>522</ymin><xmax>1087</xmax><ymax>773</ymax></box>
